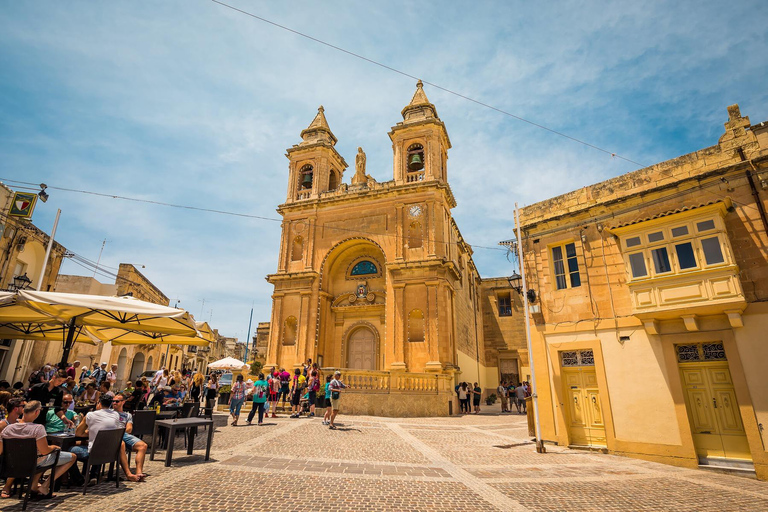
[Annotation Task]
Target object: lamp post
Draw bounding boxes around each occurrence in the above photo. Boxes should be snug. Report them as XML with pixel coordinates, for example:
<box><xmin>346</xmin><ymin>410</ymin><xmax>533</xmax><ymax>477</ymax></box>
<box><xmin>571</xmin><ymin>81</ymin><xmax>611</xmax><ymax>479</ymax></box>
<box><xmin>10</xmin><ymin>273</ymin><xmax>33</xmax><ymax>291</ymax></box>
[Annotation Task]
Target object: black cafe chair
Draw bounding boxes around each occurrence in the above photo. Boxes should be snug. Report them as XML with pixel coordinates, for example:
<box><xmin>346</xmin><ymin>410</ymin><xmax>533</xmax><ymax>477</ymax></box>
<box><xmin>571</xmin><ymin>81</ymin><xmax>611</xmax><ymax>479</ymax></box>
<box><xmin>126</xmin><ymin>410</ymin><xmax>156</xmax><ymax>464</ymax></box>
<box><xmin>81</xmin><ymin>427</ymin><xmax>126</xmax><ymax>495</ymax></box>
<box><xmin>0</xmin><ymin>438</ymin><xmax>59</xmax><ymax>511</ymax></box>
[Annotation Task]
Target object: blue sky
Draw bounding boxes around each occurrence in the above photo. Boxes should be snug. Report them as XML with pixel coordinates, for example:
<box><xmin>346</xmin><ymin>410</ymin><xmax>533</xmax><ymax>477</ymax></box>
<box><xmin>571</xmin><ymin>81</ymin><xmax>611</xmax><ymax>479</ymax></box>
<box><xmin>2</xmin><ymin>1</ymin><xmax>766</xmax><ymax>342</ymax></box>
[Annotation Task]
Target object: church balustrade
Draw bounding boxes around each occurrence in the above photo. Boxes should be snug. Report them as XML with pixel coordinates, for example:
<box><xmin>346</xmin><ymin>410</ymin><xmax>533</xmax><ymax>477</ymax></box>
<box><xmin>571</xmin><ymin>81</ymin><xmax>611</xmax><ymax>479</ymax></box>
<box><xmin>297</xmin><ymin>190</ymin><xmax>312</xmax><ymax>200</ymax></box>
<box><xmin>406</xmin><ymin>171</ymin><xmax>425</xmax><ymax>183</ymax></box>
<box><xmin>323</xmin><ymin>367</ymin><xmax>453</xmax><ymax>395</ymax></box>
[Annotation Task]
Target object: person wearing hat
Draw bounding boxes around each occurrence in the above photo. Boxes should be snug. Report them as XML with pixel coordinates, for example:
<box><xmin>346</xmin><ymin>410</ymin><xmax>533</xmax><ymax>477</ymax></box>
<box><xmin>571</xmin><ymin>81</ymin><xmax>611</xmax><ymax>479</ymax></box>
<box><xmin>328</xmin><ymin>371</ymin><xmax>350</xmax><ymax>430</ymax></box>
<box><xmin>78</xmin><ymin>365</ymin><xmax>91</xmax><ymax>384</ymax></box>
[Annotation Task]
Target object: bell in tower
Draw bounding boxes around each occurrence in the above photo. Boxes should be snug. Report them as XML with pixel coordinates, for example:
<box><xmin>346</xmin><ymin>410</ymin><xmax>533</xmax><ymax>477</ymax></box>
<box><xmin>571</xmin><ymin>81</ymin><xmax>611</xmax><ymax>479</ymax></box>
<box><xmin>285</xmin><ymin>106</ymin><xmax>348</xmax><ymax>202</ymax></box>
<box><xmin>388</xmin><ymin>81</ymin><xmax>451</xmax><ymax>185</ymax></box>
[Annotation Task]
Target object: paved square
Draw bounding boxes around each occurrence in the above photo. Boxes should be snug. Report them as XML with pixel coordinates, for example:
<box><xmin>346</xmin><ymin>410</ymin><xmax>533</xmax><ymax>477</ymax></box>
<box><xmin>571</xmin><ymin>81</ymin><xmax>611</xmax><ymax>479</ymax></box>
<box><xmin>2</xmin><ymin>407</ymin><xmax>766</xmax><ymax>511</ymax></box>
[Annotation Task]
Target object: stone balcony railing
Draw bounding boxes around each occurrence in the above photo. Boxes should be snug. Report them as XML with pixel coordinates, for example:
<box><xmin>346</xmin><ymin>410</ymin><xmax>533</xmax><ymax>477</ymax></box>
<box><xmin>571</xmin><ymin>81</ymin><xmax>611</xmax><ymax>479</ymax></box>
<box><xmin>322</xmin><ymin>368</ymin><xmax>453</xmax><ymax>394</ymax></box>
<box><xmin>297</xmin><ymin>190</ymin><xmax>312</xmax><ymax>200</ymax></box>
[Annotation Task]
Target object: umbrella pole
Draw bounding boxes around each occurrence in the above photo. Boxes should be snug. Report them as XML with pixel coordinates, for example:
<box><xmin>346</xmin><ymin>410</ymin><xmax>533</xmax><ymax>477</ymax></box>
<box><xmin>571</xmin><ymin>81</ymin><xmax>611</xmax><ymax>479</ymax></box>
<box><xmin>59</xmin><ymin>317</ymin><xmax>78</xmax><ymax>368</ymax></box>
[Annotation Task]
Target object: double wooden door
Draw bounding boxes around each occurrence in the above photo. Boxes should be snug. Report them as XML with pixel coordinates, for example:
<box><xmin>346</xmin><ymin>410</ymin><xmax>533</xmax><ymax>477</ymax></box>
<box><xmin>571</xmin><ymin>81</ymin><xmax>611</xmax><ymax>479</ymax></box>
<box><xmin>679</xmin><ymin>362</ymin><xmax>751</xmax><ymax>461</ymax></box>
<box><xmin>347</xmin><ymin>327</ymin><xmax>376</xmax><ymax>370</ymax></box>
<box><xmin>562</xmin><ymin>367</ymin><xmax>606</xmax><ymax>447</ymax></box>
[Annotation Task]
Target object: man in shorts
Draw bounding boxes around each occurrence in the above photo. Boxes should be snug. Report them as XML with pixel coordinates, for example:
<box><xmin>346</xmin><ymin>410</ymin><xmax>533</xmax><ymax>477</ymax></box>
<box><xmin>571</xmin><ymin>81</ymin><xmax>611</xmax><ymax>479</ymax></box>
<box><xmin>497</xmin><ymin>381</ymin><xmax>509</xmax><ymax>413</ymax></box>
<box><xmin>289</xmin><ymin>368</ymin><xmax>306</xmax><ymax>418</ymax></box>
<box><xmin>328</xmin><ymin>371</ymin><xmax>348</xmax><ymax>430</ymax></box>
<box><xmin>279</xmin><ymin>368</ymin><xmax>291</xmax><ymax>410</ymax></box>
<box><xmin>112</xmin><ymin>393</ymin><xmax>148</xmax><ymax>478</ymax></box>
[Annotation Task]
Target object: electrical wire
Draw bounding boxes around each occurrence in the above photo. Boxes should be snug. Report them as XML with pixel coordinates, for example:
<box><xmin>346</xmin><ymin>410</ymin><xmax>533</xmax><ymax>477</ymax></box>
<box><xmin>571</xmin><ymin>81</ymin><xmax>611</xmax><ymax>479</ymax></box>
<box><xmin>209</xmin><ymin>0</ymin><xmax>647</xmax><ymax>169</ymax></box>
<box><xmin>0</xmin><ymin>178</ymin><xmax>508</xmax><ymax>253</ymax></box>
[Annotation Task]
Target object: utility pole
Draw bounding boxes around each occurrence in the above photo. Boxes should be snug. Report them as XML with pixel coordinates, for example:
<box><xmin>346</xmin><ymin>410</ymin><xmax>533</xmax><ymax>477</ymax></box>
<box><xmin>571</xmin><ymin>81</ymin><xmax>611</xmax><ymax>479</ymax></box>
<box><xmin>243</xmin><ymin>306</ymin><xmax>254</xmax><ymax>363</ymax></box>
<box><xmin>36</xmin><ymin>209</ymin><xmax>61</xmax><ymax>290</ymax></box>
<box><xmin>515</xmin><ymin>203</ymin><xmax>545</xmax><ymax>453</ymax></box>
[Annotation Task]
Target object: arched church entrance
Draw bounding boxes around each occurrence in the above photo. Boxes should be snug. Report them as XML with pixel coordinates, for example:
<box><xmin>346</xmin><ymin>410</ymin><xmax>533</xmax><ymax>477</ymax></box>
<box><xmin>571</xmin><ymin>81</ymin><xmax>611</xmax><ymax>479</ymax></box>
<box><xmin>346</xmin><ymin>326</ymin><xmax>377</xmax><ymax>370</ymax></box>
<box><xmin>130</xmin><ymin>352</ymin><xmax>146</xmax><ymax>381</ymax></box>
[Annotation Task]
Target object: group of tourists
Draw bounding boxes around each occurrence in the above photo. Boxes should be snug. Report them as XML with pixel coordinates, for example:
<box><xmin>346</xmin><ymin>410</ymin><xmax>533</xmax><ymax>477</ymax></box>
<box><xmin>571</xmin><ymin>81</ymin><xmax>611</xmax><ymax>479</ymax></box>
<box><xmin>496</xmin><ymin>381</ymin><xmax>531</xmax><ymax>414</ymax></box>
<box><xmin>227</xmin><ymin>360</ymin><xmax>349</xmax><ymax>430</ymax></box>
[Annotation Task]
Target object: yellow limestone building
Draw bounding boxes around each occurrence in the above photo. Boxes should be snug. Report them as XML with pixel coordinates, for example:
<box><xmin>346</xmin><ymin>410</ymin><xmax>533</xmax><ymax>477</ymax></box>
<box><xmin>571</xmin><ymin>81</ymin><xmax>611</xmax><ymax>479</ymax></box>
<box><xmin>518</xmin><ymin>105</ymin><xmax>768</xmax><ymax>479</ymax></box>
<box><xmin>263</xmin><ymin>82</ymin><xmax>526</xmax><ymax>416</ymax></box>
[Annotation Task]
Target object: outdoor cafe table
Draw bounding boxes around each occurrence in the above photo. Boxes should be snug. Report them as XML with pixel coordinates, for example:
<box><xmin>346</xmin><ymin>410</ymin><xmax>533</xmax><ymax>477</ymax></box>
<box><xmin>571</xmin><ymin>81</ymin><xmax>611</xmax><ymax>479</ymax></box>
<box><xmin>149</xmin><ymin>417</ymin><xmax>213</xmax><ymax>467</ymax></box>
<box><xmin>74</xmin><ymin>404</ymin><xmax>95</xmax><ymax>415</ymax></box>
<box><xmin>47</xmin><ymin>432</ymin><xmax>86</xmax><ymax>451</ymax></box>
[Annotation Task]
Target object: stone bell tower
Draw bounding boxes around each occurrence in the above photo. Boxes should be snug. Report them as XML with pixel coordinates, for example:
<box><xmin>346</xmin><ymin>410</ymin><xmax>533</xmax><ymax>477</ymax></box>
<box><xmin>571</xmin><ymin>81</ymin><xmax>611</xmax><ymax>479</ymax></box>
<box><xmin>389</xmin><ymin>81</ymin><xmax>452</xmax><ymax>185</ymax></box>
<box><xmin>285</xmin><ymin>106</ymin><xmax>348</xmax><ymax>203</ymax></box>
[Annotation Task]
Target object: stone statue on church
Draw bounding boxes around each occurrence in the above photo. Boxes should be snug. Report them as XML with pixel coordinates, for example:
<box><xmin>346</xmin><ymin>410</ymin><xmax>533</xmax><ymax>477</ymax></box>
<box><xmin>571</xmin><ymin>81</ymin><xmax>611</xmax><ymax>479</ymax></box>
<box><xmin>352</xmin><ymin>147</ymin><xmax>368</xmax><ymax>185</ymax></box>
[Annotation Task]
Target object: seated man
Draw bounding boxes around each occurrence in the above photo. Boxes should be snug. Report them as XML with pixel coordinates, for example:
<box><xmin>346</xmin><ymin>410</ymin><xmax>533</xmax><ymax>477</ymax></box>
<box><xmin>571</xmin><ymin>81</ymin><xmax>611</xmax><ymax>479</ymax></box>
<box><xmin>112</xmin><ymin>393</ymin><xmax>147</xmax><ymax>478</ymax></box>
<box><xmin>0</xmin><ymin>400</ymin><xmax>76</xmax><ymax>499</ymax></box>
<box><xmin>148</xmin><ymin>386</ymin><xmax>178</xmax><ymax>408</ymax></box>
<box><xmin>99</xmin><ymin>381</ymin><xmax>114</xmax><ymax>399</ymax></box>
<box><xmin>70</xmin><ymin>395</ymin><xmax>142</xmax><ymax>482</ymax></box>
<box><xmin>0</xmin><ymin>398</ymin><xmax>24</xmax><ymax>434</ymax></box>
<box><xmin>44</xmin><ymin>393</ymin><xmax>77</xmax><ymax>433</ymax></box>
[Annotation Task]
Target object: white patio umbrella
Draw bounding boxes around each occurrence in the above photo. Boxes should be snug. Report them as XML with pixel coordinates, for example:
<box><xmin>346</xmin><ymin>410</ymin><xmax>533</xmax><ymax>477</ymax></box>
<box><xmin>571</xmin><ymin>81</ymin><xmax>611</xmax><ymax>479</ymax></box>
<box><xmin>208</xmin><ymin>356</ymin><xmax>247</xmax><ymax>370</ymax></box>
<box><xmin>1</xmin><ymin>290</ymin><xmax>198</xmax><ymax>365</ymax></box>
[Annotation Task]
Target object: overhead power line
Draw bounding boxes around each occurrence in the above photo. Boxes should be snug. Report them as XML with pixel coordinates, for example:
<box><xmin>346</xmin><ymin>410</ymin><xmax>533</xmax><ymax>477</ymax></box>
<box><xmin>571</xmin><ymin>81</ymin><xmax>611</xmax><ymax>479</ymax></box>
<box><xmin>210</xmin><ymin>0</ymin><xmax>647</xmax><ymax>169</ymax></box>
<box><xmin>0</xmin><ymin>178</ymin><xmax>508</xmax><ymax>253</ymax></box>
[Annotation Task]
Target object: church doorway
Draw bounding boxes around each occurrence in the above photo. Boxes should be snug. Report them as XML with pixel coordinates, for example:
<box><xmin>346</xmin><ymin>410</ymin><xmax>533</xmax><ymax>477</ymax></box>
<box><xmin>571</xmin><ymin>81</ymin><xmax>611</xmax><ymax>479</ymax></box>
<box><xmin>346</xmin><ymin>326</ymin><xmax>377</xmax><ymax>370</ymax></box>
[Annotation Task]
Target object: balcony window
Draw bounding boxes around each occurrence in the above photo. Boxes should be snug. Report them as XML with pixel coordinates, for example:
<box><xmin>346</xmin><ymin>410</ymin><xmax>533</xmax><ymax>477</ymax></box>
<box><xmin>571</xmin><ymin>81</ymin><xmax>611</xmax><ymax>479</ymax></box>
<box><xmin>701</xmin><ymin>237</ymin><xmax>724</xmax><ymax>264</ymax></box>
<box><xmin>674</xmin><ymin>242</ymin><xmax>697</xmax><ymax>269</ymax></box>
<box><xmin>628</xmin><ymin>253</ymin><xmax>647</xmax><ymax>278</ymax></box>
<box><xmin>651</xmin><ymin>247</ymin><xmax>671</xmax><ymax>274</ymax></box>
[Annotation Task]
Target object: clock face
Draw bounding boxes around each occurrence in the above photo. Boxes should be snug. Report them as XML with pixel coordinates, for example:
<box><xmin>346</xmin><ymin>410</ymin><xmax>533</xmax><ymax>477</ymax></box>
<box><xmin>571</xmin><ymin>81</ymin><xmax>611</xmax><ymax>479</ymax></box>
<box><xmin>409</xmin><ymin>205</ymin><xmax>422</xmax><ymax>217</ymax></box>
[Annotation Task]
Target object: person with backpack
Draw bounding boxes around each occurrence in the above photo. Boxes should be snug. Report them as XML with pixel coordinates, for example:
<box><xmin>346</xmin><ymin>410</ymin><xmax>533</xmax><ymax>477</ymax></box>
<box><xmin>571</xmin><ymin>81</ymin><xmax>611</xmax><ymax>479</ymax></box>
<box><xmin>289</xmin><ymin>368</ymin><xmax>306</xmax><ymax>418</ymax></box>
<box><xmin>279</xmin><ymin>368</ymin><xmax>291</xmax><ymax>411</ymax></box>
<box><xmin>307</xmin><ymin>370</ymin><xmax>320</xmax><ymax>417</ymax></box>
<box><xmin>246</xmin><ymin>373</ymin><xmax>269</xmax><ymax>426</ymax></box>
<box><xmin>328</xmin><ymin>371</ymin><xmax>348</xmax><ymax>430</ymax></box>
<box><xmin>322</xmin><ymin>375</ymin><xmax>333</xmax><ymax>425</ymax></box>
<box><xmin>268</xmin><ymin>370</ymin><xmax>280</xmax><ymax>417</ymax></box>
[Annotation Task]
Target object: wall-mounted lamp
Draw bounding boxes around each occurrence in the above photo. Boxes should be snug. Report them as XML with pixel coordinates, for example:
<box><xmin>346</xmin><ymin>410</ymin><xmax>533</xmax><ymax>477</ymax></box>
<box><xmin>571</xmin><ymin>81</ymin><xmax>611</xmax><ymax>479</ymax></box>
<box><xmin>10</xmin><ymin>273</ymin><xmax>33</xmax><ymax>291</ymax></box>
<box><xmin>507</xmin><ymin>273</ymin><xmax>537</xmax><ymax>304</ymax></box>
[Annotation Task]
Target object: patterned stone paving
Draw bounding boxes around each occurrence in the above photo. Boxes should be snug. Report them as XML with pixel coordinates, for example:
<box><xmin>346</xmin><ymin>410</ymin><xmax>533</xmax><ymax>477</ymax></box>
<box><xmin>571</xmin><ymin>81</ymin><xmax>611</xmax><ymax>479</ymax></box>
<box><xmin>1</xmin><ymin>405</ymin><xmax>766</xmax><ymax>511</ymax></box>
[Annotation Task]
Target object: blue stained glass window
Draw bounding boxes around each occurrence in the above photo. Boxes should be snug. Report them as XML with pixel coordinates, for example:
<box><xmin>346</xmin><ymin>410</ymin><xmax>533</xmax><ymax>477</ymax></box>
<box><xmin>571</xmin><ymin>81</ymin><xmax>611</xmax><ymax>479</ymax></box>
<box><xmin>351</xmin><ymin>261</ymin><xmax>377</xmax><ymax>276</ymax></box>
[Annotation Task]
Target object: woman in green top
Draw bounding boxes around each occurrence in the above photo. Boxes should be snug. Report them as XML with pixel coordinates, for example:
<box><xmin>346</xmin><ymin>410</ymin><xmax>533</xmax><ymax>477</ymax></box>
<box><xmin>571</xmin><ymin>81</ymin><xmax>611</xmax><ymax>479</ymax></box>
<box><xmin>246</xmin><ymin>374</ymin><xmax>269</xmax><ymax>426</ymax></box>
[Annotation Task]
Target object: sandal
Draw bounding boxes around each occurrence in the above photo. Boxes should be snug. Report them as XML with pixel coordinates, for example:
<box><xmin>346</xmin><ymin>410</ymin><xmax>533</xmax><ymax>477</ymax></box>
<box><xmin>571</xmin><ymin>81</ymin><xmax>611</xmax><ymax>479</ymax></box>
<box><xmin>31</xmin><ymin>491</ymin><xmax>56</xmax><ymax>501</ymax></box>
<box><xmin>1</xmin><ymin>490</ymin><xmax>11</xmax><ymax>499</ymax></box>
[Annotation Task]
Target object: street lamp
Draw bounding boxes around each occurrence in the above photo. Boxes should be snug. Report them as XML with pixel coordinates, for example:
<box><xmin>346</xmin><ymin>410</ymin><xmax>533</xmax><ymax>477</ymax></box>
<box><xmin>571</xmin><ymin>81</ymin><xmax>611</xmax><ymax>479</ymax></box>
<box><xmin>10</xmin><ymin>273</ymin><xmax>33</xmax><ymax>291</ymax></box>
<box><xmin>507</xmin><ymin>273</ymin><xmax>537</xmax><ymax>304</ymax></box>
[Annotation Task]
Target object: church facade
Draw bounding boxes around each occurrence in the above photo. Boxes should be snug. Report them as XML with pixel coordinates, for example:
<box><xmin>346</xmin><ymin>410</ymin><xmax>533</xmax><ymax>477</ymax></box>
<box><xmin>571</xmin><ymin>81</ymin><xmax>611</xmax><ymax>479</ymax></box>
<box><xmin>262</xmin><ymin>82</ymin><xmax>525</xmax><ymax>413</ymax></box>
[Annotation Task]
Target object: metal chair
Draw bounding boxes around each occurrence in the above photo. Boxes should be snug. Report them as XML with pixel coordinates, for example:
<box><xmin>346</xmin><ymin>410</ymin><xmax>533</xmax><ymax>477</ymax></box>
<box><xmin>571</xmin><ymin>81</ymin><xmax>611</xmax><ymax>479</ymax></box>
<box><xmin>199</xmin><ymin>399</ymin><xmax>215</xmax><ymax>429</ymax></box>
<box><xmin>180</xmin><ymin>402</ymin><xmax>195</xmax><ymax>418</ymax></box>
<box><xmin>0</xmin><ymin>438</ymin><xmax>59</xmax><ymax>511</ymax></box>
<box><xmin>81</xmin><ymin>427</ymin><xmax>126</xmax><ymax>495</ymax></box>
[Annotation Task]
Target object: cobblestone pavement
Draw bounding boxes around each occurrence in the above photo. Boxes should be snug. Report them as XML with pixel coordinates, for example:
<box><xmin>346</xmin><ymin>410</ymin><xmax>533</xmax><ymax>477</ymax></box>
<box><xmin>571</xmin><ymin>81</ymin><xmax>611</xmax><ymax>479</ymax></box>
<box><xmin>1</xmin><ymin>406</ymin><xmax>766</xmax><ymax>511</ymax></box>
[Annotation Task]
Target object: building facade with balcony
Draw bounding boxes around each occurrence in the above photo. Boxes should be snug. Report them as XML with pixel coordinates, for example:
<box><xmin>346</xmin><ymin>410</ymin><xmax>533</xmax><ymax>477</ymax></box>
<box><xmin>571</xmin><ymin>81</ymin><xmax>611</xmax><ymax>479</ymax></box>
<box><xmin>262</xmin><ymin>82</ymin><xmax>527</xmax><ymax>416</ymax></box>
<box><xmin>517</xmin><ymin>105</ymin><xmax>768</xmax><ymax>480</ymax></box>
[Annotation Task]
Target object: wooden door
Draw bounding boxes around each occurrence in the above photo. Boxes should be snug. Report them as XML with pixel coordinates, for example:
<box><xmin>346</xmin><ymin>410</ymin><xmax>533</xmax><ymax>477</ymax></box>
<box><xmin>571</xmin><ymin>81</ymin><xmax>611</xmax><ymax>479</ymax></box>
<box><xmin>563</xmin><ymin>367</ymin><xmax>606</xmax><ymax>447</ymax></box>
<box><xmin>347</xmin><ymin>327</ymin><xmax>376</xmax><ymax>370</ymax></box>
<box><xmin>679</xmin><ymin>362</ymin><xmax>751</xmax><ymax>461</ymax></box>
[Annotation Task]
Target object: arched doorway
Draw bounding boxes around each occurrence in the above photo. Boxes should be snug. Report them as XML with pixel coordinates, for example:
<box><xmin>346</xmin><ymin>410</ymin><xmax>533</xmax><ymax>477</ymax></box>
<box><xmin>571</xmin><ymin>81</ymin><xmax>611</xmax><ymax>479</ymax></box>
<box><xmin>346</xmin><ymin>326</ymin><xmax>377</xmax><ymax>370</ymax></box>
<box><xmin>146</xmin><ymin>356</ymin><xmax>154</xmax><ymax>373</ymax></box>
<box><xmin>130</xmin><ymin>352</ymin><xmax>146</xmax><ymax>382</ymax></box>
<box><xmin>116</xmin><ymin>348</ymin><xmax>128</xmax><ymax>389</ymax></box>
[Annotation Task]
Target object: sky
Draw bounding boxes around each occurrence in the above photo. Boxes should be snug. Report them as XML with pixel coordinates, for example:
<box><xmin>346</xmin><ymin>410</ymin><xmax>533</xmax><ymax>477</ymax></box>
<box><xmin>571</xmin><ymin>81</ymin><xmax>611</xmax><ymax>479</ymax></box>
<box><xmin>1</xmin><ymin>1</ymin><xmax>766</xmax><ymax>343</ymax></box>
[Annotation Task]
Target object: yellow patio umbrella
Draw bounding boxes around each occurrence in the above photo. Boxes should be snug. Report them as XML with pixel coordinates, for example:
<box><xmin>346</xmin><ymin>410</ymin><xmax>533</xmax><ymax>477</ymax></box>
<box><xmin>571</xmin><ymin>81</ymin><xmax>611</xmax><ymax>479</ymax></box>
<box><xmin>5</xmin><ymin>290</ymin><xmax>199</xmax><ymax>365</ymax></box>
<box><xmin>0</xmin><ymin>322</ymin><xmax>97</xmax><ymax>344</ymax></box>
<box><xmin>90</xmin><ymin>321</ymin><xmax>214</xmax><ymax>347</ymax></box>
